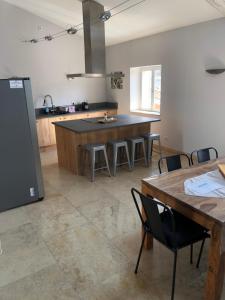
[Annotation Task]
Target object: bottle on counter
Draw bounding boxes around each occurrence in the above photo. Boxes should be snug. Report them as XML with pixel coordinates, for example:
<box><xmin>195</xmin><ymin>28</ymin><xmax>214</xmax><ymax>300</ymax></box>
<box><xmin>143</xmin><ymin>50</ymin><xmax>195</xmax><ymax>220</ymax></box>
<box><xmin>68</xmin><ymin>102</ymin><xmax>76</xmax><ymax>113</ymax></box>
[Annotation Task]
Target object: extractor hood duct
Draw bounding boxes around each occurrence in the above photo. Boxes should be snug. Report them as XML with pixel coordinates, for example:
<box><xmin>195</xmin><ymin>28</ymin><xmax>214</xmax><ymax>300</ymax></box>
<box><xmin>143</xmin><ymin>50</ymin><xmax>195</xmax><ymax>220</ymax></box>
<box><xmin>67</xmin><ymin>0</ymin><xmax>106</xmax><ymax>79</ymax></box>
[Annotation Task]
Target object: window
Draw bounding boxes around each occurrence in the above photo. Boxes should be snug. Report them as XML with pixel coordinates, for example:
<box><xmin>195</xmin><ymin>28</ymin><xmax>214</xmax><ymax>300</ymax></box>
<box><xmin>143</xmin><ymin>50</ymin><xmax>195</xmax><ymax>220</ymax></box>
<box><xmin>130</xmin><ymin>65</ymin><xmax>161</xmax><ymax>114</ymax></box>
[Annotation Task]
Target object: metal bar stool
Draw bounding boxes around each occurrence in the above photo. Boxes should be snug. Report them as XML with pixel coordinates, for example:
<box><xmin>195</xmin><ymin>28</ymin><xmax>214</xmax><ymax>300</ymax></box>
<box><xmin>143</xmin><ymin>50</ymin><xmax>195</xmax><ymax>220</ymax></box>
<box><xmin>83</xmin><ymin>143</ymin><xmax>111</xmax><ymax>182</ymax></box>
<box><xmin>143</xmin><ymin>133</ymin><xmax>162</xmax><ymax>165</ymax></box>
<box><xmin>127</xmin><ymin>137</ymin><xmax>147</xmax><ymax>168</ymax></box>
<box><xmin>108</xmin><ymin>140</ymin><xmax>131</xmax><ymax>176</ymax></box>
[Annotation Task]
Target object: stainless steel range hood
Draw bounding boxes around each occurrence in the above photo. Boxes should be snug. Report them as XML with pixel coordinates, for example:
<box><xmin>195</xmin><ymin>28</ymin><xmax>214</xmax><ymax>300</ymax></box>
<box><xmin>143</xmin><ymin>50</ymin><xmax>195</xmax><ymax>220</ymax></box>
<box><xmin>67</xmin><ymin>0</ymin><xmax>106</xmax><ymax>79</ymax></box>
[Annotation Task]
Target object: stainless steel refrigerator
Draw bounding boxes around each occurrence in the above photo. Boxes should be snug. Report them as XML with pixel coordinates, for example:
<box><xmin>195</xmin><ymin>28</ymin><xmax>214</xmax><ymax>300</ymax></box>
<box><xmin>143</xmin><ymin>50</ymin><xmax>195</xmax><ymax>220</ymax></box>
<box><xmin>0</xmin><ymin>78</ymin><xmax>44</xmax><ymax>212</ymax></box>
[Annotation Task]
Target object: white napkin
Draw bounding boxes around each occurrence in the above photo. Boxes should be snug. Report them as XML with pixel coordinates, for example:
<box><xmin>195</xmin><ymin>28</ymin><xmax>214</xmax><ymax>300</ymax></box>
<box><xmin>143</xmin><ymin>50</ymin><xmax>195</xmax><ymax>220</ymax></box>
<box><xmin>184</xmin><ymin>170</ymin><xmax>225</xmax><ymax>198</ymax></box>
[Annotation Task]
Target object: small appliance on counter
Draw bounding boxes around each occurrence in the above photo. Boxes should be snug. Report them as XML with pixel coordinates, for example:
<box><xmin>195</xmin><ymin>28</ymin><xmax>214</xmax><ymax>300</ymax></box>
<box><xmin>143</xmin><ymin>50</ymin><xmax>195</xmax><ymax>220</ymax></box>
<box><xmin>56</xmin><ymin>106</ymin><xmax>69</xmax><ymax>114</ymax></box>
<box><xmin>68</xmin><ymin>103</ymin><xmax>76</xmax><ymax>113</ymax></box>
<box><xmin>82</xmin><ymin>101</ymin><xmax>89</xmax><ymax>110</ymax></box>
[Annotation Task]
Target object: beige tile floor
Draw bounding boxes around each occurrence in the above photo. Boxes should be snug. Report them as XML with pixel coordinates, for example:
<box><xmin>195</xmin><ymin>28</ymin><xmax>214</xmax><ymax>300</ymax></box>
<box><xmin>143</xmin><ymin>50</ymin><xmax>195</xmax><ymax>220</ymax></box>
<box><xmin>0</xmin><ymin>147</ymin><xmax>224</xmax><ymax>299</ymax></box>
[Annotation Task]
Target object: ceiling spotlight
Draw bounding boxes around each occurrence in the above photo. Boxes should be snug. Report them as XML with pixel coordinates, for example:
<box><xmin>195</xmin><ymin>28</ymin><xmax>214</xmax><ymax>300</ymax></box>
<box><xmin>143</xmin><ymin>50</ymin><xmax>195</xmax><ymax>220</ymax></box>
<box><xmin>30</xmin><ymin>39</ymin><xmax>38</xmax><ymax>43</ymax></box>
<box><xmin>67</xmin><ymin>27</ymin><xmax>78</xmax><ymax>35</ymax></box>
<box><xmin>44</xmin><ymin>35</ymin><xmax>54</xmax><ymax>41</ymax></box>
<box><xmin>99</xmin><ymin>10</ymin><xmax>111</xmax><ymax>22</ymax></box>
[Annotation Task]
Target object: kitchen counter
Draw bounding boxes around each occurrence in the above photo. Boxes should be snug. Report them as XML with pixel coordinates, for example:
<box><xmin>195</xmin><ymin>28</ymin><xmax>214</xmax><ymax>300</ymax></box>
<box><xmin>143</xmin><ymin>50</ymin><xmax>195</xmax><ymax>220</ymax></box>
<box><xmin>54</xmin><ymin>114</ymin><xmax>160</xmax><ymax>174</ymax></box>
<box><xmin>53</xmin><ymin>114</ymin><xmax>160</xmax><ymax>133</ymax></box>
<box><xmin>36</xmin><ymin>105</ymin><xmax>117</xmax><ymax>147</ymax></box>
<box><xmin>36</xmin><ymin>107</ymin><xmax>116</xmax><ymax>119</ymax></box>
<box><xmin>36</xmin><ymin>102</ymin><xmax>118</xmax><ymax>119</ymax></box>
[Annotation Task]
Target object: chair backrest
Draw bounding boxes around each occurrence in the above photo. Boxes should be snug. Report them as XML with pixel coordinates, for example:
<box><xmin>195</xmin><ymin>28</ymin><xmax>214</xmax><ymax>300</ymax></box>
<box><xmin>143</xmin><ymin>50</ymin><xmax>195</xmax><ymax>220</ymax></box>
<box><xmin>191</xmin><ymin>147</ymin><xmax>218</xmax><ymax>164</ymax></box>
<box><xmin>131</xmin><ymin>188</ymin><xmax>176</xmax><ymax>248</ymax></box>
<box><xmin>158</xmin><ymin>154</ymin><xmax>191</xmax><ymax>174</ymax></box>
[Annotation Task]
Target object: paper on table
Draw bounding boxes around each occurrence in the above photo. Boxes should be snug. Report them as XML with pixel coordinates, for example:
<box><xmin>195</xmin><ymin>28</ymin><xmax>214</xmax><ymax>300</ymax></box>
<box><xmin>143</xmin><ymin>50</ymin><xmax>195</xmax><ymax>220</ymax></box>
<box><xmin>187</xmin><ymin>180</ymin><xmax>222</xmax><ymax>194</ymax></box>
<box><xmin>184</xmin><ymin>170</ymin><xmax>225</xmax><ymax>198</ymax></box>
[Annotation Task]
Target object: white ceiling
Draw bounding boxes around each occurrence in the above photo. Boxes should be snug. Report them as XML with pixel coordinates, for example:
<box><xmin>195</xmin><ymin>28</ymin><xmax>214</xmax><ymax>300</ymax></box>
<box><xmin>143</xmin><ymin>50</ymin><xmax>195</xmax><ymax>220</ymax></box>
<box><xmin>2</xmin><ymin>0</ymin><xmax>224</xmax><ymax>45</ymax></box>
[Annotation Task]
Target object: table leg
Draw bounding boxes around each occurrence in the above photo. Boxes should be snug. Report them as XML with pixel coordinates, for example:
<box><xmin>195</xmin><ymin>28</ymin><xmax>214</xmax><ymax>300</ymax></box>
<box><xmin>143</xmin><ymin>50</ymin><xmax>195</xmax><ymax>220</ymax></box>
<box><xmin>204</xmin><ymin>224</ymin><xmax>225</xmax><ymax>300</ymax></box>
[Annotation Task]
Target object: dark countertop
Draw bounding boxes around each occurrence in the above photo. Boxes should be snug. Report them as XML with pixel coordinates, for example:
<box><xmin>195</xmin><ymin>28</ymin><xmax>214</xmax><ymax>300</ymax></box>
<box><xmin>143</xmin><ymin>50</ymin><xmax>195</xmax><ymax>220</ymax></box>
<box><xmin>53</xmin><ymin>114</ymin><xmax>160</xmax><ymax>133</ymax></box>
<box><xmin>36</xmin><ymin>107</ymin><xmax>116</xmax><ymax>119</ymax></box>
<box><xmin>36</xmin><ymin>101</ymin><xmax>118</xmax><ymax>119</ymax></box>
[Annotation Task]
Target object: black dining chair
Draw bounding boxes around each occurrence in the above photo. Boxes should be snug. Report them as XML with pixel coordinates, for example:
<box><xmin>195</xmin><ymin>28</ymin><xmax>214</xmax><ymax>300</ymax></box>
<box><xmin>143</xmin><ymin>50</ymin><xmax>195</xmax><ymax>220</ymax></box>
<box><xmin>190</xmin><ymin>147</ymin><xmax>218</xmax><ymax>165</ymax></box>
<box><xmin>131</xmin><ymin>188</ymin><xmax>210</xmax><ymax>300</ymax></box>
<box><xmin>158</xmin><ymin>154</ymin><xmax>191</xmax><ymax>174</ymax></box>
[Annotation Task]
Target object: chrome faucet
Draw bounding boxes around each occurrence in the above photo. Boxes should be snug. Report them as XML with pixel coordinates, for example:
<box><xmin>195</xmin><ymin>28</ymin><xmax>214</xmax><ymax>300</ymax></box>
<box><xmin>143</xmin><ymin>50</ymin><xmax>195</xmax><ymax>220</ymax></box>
<box><xmin>43</xmin><ymin>95</ymin><xmax>54</xmax><ymax>111</ymax></box>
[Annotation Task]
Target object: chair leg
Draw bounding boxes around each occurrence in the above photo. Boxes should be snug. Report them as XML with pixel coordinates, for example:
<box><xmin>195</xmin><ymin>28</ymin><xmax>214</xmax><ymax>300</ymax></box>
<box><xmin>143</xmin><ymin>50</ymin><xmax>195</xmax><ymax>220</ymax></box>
<box><xmin>142</xmin><ymin>141</ymin><xmax>148</xmax><ymax>167</ymax></box>
<box><xmin>134</xmin><ymin>231</ymin><xmax>146</xmax><ymax>274</ymax></box>
<box><xmin>190</xmin><ymin>244</ymin><xmax>193</xmax><ymax>264</ymax></box>
<box><xmin>196</xmin><ymin>238</ymin><xmax>206</xmax><ymax>268</ymax></box>
<box><xmin>171</xmin><ymin>251</ymin><xmax>178</xmax><ymax>300</ymax></box>
<box><xmin>131</xmin><ymin>142</ymin><xmax>135</xmax><ymax>168</ymax></box>
<box><xmin>158</xmin><ymin>138</ymin><xmax>163</xmax><ymax>159</ymax></box>
<box><xmin>150</xmin><ymin>140</ymin><xmax>153</xmax><ymax>157</ymax></box>
<box><xmin>81</xmin><ymin>148</ymin><xmax>85</xmax><ymax>176</ymax></box>
<box><xmin>90</xmin><ymin>149</ymin><xmax>95</xmax><ymax>182</ymax></box>
<box><xmin>112</xmin><ymin>145</ymin><xmax>118</xmax><ymax>176</ymax></box>
<box><xmin>146</xmin><ymin>139</ymin><xmax>151</xmax><ymax>165</ymax></box>
<box><xmin>103</xmin><ymin>148</ymin><xmax>111</xmax><ymax>177</ymax></box>
<box><xmin>125</xmin><ymin>144</ymin><xmax>132</xmax><ymax>171</ymax></box>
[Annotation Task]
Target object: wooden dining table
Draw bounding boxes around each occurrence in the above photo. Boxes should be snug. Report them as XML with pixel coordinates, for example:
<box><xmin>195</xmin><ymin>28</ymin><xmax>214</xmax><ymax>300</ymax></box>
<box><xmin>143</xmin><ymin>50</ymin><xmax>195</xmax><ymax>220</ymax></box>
<box><xmin>142</xmin><ymin>158</ymin><xmax>225</xmax><ymax>300</ymax></box>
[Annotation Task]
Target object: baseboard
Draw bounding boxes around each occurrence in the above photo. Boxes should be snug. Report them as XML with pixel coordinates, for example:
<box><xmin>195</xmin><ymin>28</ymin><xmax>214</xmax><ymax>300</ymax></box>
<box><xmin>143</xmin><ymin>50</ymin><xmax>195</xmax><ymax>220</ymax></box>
<box><xmin>153</xmin><ymin>144</ymin><xmax>185</xmax><ymax>155</ymax></box>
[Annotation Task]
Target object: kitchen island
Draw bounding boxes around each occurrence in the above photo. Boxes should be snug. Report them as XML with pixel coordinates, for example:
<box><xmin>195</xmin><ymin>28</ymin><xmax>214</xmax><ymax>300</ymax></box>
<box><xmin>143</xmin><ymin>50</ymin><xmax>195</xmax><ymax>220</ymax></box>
<box><xmin>53</xmin><ymin>114</ymin><xmax>160</xmax><ymax>174</ymax></box>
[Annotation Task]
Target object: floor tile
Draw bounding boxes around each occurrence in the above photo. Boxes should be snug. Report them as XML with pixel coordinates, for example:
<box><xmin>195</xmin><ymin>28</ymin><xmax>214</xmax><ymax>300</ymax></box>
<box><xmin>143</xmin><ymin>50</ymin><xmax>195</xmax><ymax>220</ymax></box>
<box><xmin>77</xmin><ymin>197</ymin><xmax>140</xmax><ymax>239</ymax></box>
<box><xmin>25</xmin><ymin>195</ymin><xmax>75</xmax><ymax>222</ymax></box>
<box><xmin>46</xmin><ymin>223</ymin><xmax>130</xmax><ymax>286</ymax></box>
<box><xmin>0</xmin><ymin>207</ymin><xmax>30</xmax><ymax>234</ymax></box>
<box><xmin>0</xmin><ymin>224</ymin><xmax>55</xmax><ymax>288</ymax></box>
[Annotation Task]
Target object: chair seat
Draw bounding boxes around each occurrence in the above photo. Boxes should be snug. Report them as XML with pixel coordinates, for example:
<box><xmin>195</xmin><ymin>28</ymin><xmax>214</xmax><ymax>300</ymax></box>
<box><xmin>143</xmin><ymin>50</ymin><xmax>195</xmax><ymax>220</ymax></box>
<box><xmin>127</xmin><ymin>137</ymin><xmax>144</xmax><ymax>143</ymax></box>
<box><xmin>143</xmin><ymin>133</ymin><xmax>160</xmax><ymax>140</ymax></box>
<box><xmin>108</xmin><ymin>140</ymin><xmax>126</xmax><ymax>145</ymax></box>
<box><xmin>84</xmin><ymin>143</ymin><xmax>105</xmax><ymax>151</ymax></box>
<box><xmin>161</xmin><ymin>210</ymin><xmax>210</xmax><ymax>249</ymax></box>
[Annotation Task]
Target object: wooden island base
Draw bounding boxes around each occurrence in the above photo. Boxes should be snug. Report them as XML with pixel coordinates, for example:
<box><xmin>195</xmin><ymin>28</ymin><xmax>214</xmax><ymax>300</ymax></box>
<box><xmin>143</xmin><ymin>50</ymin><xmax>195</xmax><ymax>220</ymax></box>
<box><xmin>55</xmin><ymin>122</ymin><xmax>151</xmax><ymax>175</ymax></box>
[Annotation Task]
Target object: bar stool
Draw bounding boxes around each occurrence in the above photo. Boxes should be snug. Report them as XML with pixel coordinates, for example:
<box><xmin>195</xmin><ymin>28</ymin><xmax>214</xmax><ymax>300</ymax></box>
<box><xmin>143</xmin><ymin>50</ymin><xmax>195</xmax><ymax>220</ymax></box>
<box><xmin>127</xmin><ymin>137</ymin><xmax>147</xmax><ymax>168</ymax></box>
<box><xmin>143</xmin><ymin>133</ymin><xmax>162</xmax><ymax>165</ymax></box>
<box><xmin>108</xmin><ymin>140</ymin><xmax>131</xmax><ymax>176</ymax></box>
<box><xmin>83</xmin><ymin>143</ymin><xmax>111</xmax><ymax>182</ymax></box>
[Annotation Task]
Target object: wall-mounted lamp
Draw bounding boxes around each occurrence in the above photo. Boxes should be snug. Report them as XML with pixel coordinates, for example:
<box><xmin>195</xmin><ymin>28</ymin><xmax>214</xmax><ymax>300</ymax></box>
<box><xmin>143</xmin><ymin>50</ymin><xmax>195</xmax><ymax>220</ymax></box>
<box><xmin>206</xmin><ymin>69</ymin><xmax>225</xmax><ymax>74</ymax></box>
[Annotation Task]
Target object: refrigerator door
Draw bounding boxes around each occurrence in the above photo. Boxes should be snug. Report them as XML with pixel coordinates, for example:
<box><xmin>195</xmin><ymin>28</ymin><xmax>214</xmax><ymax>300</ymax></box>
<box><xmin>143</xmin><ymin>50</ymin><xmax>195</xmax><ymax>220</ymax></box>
<box><xmin>0</xmin><ymin>79</ymin><xmax>44</xmax><ymax>212</ymax></box>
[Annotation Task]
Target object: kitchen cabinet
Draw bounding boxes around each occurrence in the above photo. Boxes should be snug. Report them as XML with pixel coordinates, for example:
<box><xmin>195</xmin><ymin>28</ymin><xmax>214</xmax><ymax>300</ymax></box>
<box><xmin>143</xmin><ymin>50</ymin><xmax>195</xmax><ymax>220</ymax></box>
<box><xmin>36</xmin><ymin>109</ymin><xmax>117</xmax><ymax>147</ymax></box>
<box><xmin>48</xmin><ymin>117</ymin><xmax>60</xmax><ymax>145</ymax></box>
<box><xmin>36</xmin><ymin>118</ymin><xmax>51</xmax><ymax>147</ymax></box>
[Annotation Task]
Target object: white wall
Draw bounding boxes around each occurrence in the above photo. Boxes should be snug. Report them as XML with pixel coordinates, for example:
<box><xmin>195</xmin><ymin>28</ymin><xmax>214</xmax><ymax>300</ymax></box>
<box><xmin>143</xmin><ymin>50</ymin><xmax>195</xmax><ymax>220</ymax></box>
<box><xmin>0</xmin><ymin>0</ymin><xmax>107</xmax><ymax>108</ymax></box>
<box><xmin>106</xmin><ymin>18</ymin><xmax>225</xmax><ymax>156</ymax></box>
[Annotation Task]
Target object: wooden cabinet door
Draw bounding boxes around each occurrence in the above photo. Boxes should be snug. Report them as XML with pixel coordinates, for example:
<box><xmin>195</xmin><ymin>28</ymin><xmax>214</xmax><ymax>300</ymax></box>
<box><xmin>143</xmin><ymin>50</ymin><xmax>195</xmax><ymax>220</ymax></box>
<box><xmin>48</xmin><ymin>117</ymin><xmax>61</xmax><ymax>145</ymax></box>
<box><xmin>36</xmin><ymin>118</ymin><xmax>51</xmax><ymax>147</ymax></box>
<box><xmin>107</xmin><ymin>109</ymin><xmax>117</xmax><ymax>116</ymax></box>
